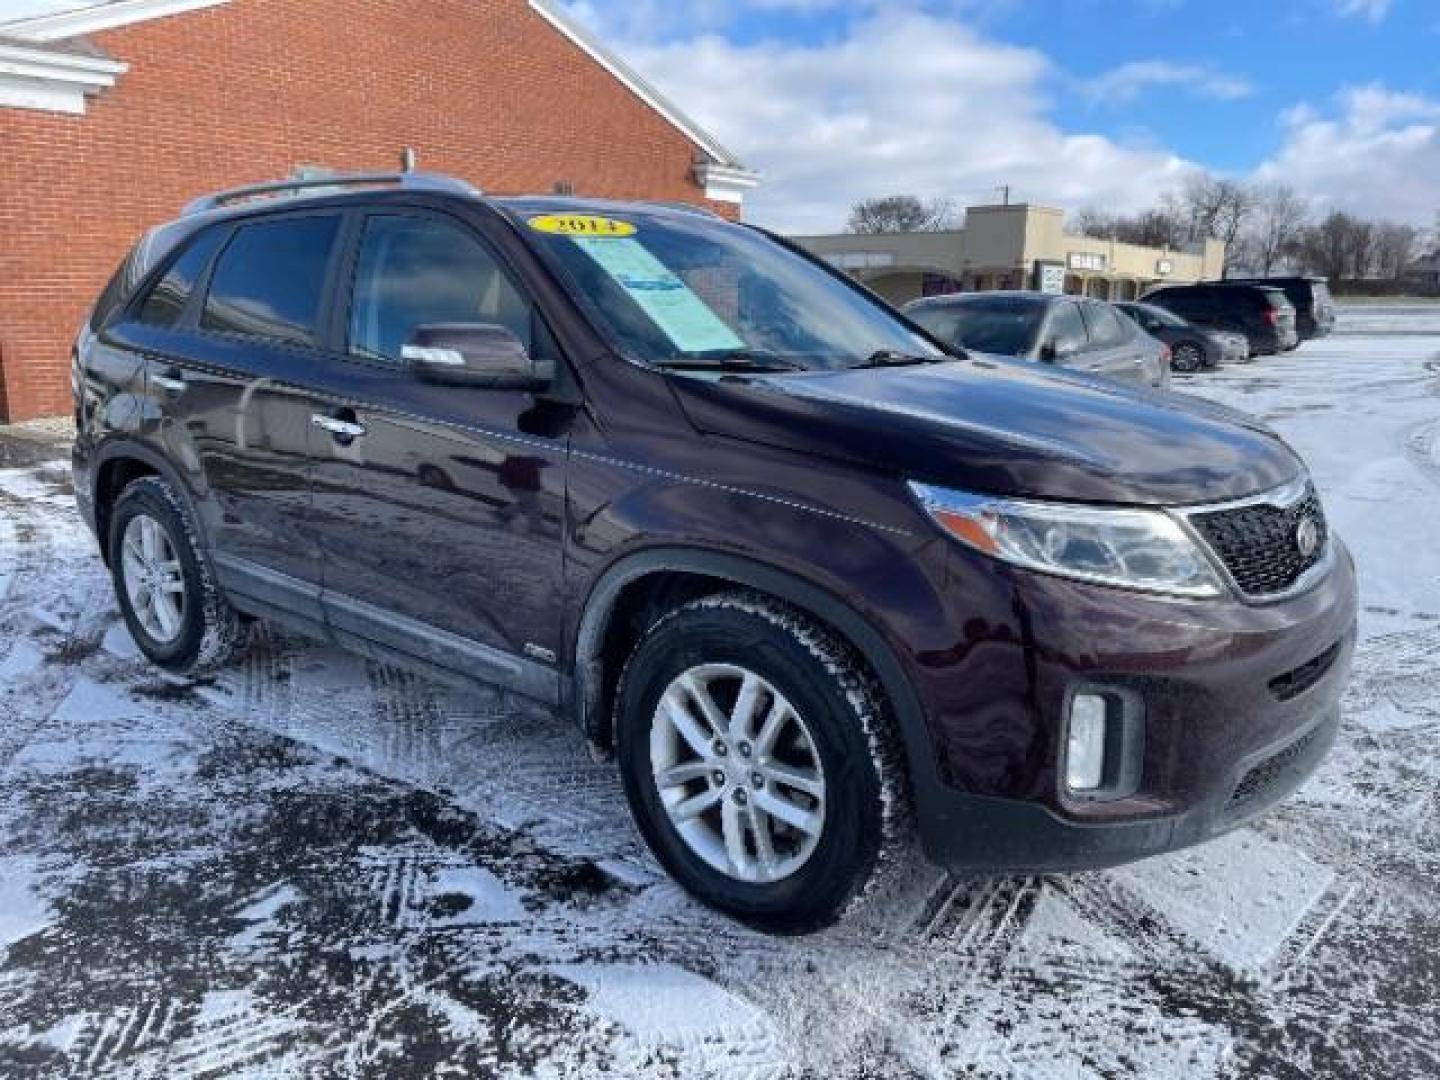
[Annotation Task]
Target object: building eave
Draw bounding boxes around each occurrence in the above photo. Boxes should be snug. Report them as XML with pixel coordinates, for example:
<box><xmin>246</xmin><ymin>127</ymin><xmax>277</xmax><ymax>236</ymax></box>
<box><xmin>694</xmin><ymin>160</ymin><xmax>761</xmax><ymax>205</ymax></box>
<box><xmin>0</xmin><ymin>40</ymin><xmax>126</xmax><ymax>114</ymax></box>
<box><xmin>0</xmin><ymin>0</ymin><xmax>230</xmax><ymax>42</ymax></box>
<box><xmin>527</xmin><ymin>0</ymin><xmax>747</xmax><ymax>172</ymax></box>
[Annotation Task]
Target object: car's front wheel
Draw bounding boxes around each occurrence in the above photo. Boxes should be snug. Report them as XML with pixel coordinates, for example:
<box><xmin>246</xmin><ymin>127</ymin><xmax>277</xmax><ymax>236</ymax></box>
<box><xmin>1172</xmin><ymin>340</ymin><xmax>1206</xmax><ymax>373</ymax></box>
<box><xmin>614</xmin><ymin>592</ymin><xmax>905</xmax><ymax>934</ymax></box>
<box><xmin>109</xmin><ymin>477</ymin><xmax>247</xmax><ymax>674</ymax></box>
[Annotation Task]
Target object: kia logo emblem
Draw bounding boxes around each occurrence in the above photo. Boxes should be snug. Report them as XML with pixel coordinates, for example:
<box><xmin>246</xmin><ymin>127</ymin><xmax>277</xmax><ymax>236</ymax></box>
<box><xmin>1296</xmin><ymin>517</ymin><xmax>1320</xmax><ymax>558</ymax></box>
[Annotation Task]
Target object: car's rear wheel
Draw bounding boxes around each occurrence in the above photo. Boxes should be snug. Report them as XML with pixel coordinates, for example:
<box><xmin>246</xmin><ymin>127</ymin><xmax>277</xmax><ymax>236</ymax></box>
<box><xmin>109</xmin><ymin>477</ymin><xmax>247</xmax><ymax>674</ymax></box>
<box><xmin>614</xmin><ymin>592</ymin><xmax>905</xmax><ymax>933</ymax></box>
<box><xmin>1172</xmin><ymin>341</ymin><xmax>1205</xmax><ymax>373</ymax></box>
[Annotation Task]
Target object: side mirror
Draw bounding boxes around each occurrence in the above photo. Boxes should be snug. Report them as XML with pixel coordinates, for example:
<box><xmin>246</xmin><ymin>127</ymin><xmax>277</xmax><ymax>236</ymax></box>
<box><xmin>403</xmin><ymin>323</ymin><xmax>550</xmax><ymax>390</ymax></box>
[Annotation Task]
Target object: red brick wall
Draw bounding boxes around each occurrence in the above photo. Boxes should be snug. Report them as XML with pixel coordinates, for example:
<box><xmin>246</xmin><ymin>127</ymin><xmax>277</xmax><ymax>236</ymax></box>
<box><xmin>0</xmin><ymin>0</ymin><xmax>738</xmax><ymax>420</ymax></box>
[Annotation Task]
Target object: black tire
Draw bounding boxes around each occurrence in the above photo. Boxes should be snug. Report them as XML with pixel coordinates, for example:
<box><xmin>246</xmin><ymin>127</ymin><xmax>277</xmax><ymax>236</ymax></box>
<box><xmin>1171</xmin><ymin>340</ymin><xmax>1205</xmax><ymax>373</ymax></box>
<box><xmin>613</xmin><ymin>591</ymin><xmax>907</xmax><ymax>934</ymax></box>
<box><xmin>108</xmin><ymin>476</ymin><xmax>247</xmax><ymax>674</ymax></box>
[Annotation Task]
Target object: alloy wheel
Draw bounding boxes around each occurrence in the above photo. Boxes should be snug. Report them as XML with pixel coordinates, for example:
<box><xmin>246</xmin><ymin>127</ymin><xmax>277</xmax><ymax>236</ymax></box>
<box><xmin>121</xmin><ymin>514</ymin><xmax>187</xmax><ymax>644</ymax></box>
<box><xmin>650</xmin><ymin>663</ymin><xmax>827</xmax><ymax>884</ymax></box>
<box><xmin>1174</xmin><ymin>343</ymin><xmax>1204</xmax><ymax>373</ymax></box>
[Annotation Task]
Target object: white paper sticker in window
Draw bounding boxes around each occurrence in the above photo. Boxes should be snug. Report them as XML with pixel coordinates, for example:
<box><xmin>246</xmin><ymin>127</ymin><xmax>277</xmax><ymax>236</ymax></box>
<box><xmin>571</xmin><ymin>237</ymin><xmax>744</xmax><ymax>354</ymax></box>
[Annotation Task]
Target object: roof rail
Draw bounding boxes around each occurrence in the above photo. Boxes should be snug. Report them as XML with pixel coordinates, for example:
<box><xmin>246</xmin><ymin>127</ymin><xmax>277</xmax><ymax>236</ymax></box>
<box><xmin>181</xmin><ymin>171</ymin><xmax>482</xmax><ymax>216</ymax></box>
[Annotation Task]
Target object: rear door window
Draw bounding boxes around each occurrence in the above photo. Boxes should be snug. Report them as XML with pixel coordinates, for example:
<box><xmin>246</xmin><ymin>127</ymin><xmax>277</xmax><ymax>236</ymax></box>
<box><xmin>201</xmin><ymin>215</ymin><xmax>341</xmax><ymax>346</ymax></box>
<box><xmin>136</xmin><ymin>228</ymin><xmax>227</xmax><ymax>328</ymax></box>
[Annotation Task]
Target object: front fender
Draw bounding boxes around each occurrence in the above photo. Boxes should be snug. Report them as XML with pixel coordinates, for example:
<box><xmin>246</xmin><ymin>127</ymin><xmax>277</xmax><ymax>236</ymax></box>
<box><xmin>570</xmin><ymin>544</ymin><xmax>955</xmax><ymax>838</ymax></box>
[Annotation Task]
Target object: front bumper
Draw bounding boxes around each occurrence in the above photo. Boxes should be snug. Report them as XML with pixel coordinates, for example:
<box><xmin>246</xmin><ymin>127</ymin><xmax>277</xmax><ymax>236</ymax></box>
<box><xmin>1210</xmin><ymin>334</ymin><xmax>1249</xmax><ymax>365</ymax></box>
<box><xmin>919</xmin><ymin>703</ymin><xmax>1341</xmax><ymax>872</ymax></box>
<box><xmin>910</xmin><ymin>540</ymin><xmax>1358</xmax><ymax>872</ymax></box>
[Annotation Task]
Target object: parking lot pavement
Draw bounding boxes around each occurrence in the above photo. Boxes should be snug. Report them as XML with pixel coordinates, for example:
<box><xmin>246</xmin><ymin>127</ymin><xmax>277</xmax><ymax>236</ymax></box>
<box><xmin>2</xmin><ymin>308</ymin><xmax>1439</xmax><ymax>1078</ymax></box>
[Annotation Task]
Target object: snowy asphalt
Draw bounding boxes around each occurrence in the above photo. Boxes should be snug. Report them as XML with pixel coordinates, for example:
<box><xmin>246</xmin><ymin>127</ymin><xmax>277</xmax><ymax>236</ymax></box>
<box><xmin>1</xmin><ymin>307</ymin><xmax>1438</xmax><ymax>1078</ymax></box>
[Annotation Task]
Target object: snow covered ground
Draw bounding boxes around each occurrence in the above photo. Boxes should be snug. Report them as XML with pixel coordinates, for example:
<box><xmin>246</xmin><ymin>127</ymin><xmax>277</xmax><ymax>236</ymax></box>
<box><xmin>1</xmin><ymin>305</ymin><xmax>1438</xmax><ymax>1078</ymax></box>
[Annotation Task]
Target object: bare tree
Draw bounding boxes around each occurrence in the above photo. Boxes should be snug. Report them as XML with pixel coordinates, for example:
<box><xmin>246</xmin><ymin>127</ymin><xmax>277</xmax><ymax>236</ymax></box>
<box><xmin>1072</xmin><ymin>208</ymin><xmax>1119</xmax><ymax>240</ymax></box>
<box><xmin>1243</xmin><ymin>184</ymin><xmax>1310</xmax><ymax>275</ymax></box>
<box><xmin>1297</xmin><ymin>212</ymin><xmax>1371</xmax><ymax>279</ymax></box>
<box><xmin>847</xmin><ymin>195</ymin><xmax>957</xmax><ymax>234</ymax></box>
<box><xmin>1371</xmin><ymin>222</ymin><xmax>1420</xmax><ymax>279</ymax></box>
<box><xmin>1072</xmin><ymin>206</ymin><xmax>1189</xmax><ymax>249</ymax></box>
<box><xmin>1176</xmin><ymin>174</ymin><xmax>1256</xmax><ymax>273</ymax></box>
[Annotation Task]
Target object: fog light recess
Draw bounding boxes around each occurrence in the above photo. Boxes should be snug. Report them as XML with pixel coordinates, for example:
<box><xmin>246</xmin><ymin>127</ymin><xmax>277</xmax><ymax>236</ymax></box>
<box><xmin>1067</xmin><ymin>693</ymin><xmax>1109</xmax><ymax>792</ymax></box>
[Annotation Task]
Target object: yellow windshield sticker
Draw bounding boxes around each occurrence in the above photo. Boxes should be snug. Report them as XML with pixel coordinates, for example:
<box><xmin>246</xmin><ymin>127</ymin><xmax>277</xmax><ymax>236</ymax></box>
<box><xmin>528</xmin><ymin>214</ymin><xmax>637</xmax><ymax>238</ymax></box>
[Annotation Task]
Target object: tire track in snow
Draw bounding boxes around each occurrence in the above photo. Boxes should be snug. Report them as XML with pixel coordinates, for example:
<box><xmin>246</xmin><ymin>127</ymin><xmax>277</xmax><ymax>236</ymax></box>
<box><xmin>73</xmin><ymin>999</ymin><xmax>179</xmax><ymax>1074</ymax></box>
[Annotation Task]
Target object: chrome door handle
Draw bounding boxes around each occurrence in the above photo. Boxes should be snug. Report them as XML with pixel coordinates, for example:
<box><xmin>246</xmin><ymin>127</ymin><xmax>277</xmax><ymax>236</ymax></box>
<box><xmin>152</xmin><ymin>372</ymin><xmax>186</xmax><ymax>394</ymax></box>
<box><xmin>311</xmin><ymin>414</ymin><xmax>367</xmax><ymax>439</ymax></box>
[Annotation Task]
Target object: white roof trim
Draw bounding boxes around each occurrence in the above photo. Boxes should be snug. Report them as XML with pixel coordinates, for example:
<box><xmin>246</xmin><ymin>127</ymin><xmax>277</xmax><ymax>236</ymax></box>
<box><xmin>527</xmin><ymin>0</ymin><xmax>746</xmax><ymax>170</ymax></box>
<box><xmin>695</xmin><ymin>161</ymin><xmax>761</xmax><ymax>205</ymax></box>
<box><xmin>0</xmin><ymin>0</ymin><xmax>230</xmax><ymax>42</ymax></box>
<box><xmin>0</xmin><ymin>40</ymin><xmax>126</xmax><ymax>114</ymax></box>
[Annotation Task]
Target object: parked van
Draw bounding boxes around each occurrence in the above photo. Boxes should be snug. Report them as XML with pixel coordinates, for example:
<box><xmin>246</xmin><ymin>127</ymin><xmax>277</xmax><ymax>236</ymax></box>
<box><xmin>1223</xmin><ymin>277</ymin><xmax>1335</xmax><ymax>341</ymax></box>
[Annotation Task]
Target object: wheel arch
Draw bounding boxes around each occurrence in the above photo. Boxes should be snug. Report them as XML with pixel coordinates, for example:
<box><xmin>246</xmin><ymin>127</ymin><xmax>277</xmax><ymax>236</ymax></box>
<box><xmin>91</xmin><ymin>440</ymin><xmax>201</xmax><ymax>566</ymax></box>
<box><xmin>570</xmin><ymin>547</ymin><xmax>945</xmax><ymax>807</ymax></box>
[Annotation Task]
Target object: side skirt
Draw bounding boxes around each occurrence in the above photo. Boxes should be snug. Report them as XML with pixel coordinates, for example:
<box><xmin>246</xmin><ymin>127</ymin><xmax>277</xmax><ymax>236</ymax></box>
<box><xmin>214</xmin><ymin>554</ymin><xmax>563</xmax><ymax>706</ymax></box>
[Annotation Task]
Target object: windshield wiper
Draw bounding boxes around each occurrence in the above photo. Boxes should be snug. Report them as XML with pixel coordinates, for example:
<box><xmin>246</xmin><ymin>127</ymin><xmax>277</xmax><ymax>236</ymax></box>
<box><xmin>653</xmin><ymin>349</ymin><xmax>805</xmax><ymax>373</ymax></box>
<box><xmin>854</xmin><ymin>349</ymin><xmax>941</xmax><ymax>369</ymax></box>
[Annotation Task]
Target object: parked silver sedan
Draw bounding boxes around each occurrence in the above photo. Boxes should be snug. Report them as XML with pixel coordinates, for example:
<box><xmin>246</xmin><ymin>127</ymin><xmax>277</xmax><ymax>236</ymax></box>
<box><xmin>904</xmin><ymin>292</ymin><xmax>1171</xmax><ymax>389</ymax></box>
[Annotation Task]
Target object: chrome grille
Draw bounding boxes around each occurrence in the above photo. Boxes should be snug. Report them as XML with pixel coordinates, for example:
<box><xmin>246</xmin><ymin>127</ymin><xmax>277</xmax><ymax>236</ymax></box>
<box><xmin>1186</xmin><ymin>483</ymin><xmax>1328</xmax><ymax>598</ymax></box>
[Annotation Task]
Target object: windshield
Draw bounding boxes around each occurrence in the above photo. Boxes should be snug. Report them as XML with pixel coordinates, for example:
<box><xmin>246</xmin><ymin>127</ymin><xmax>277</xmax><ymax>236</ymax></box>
<box><xmin>513</xmin><ymin>207</ymin><xmax>942</xmax><ymax>371</ymax></box>
<box><xmin>907</xmin><ymin>299</ymin><xmax>1045</xmax><ymax>356</ymax></box>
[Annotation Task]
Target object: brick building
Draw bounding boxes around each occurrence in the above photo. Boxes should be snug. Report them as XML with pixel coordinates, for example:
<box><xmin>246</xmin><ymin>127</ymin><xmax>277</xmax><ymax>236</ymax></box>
<box><xmin>0</xmin><ymin>0</ymin><xmax>758</xmax><ymax>421</ymax></box>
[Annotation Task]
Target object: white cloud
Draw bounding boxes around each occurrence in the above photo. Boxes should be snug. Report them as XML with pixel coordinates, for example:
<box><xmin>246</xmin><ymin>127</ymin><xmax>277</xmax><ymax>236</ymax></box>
<box><xmin>594</xmin><ymin>10</ymin><xmax>1200</xmax><ymax>232</ymax></box>
<box><xmin>1334</xmin><ymin>0</ymin><xmax>1392</xmax><ymax>23</ymax></box>
<box><xmin>1256</xmin><ymin>85</ymin><xmax>1440</xmax><ymax>225</ymax></box>
<box><xmin>1079</xmin><ymin>60</ymin><xmax>1254</xmax><ymax>107</ymax></box>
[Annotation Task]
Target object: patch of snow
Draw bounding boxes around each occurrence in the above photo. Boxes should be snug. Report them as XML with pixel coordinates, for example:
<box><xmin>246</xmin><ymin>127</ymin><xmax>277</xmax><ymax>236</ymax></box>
<box><xmin>100</xmin><ymin>619</ymin><xmax>140</xmax><ymax>660</ymax></box>
<box><xmin>554</xmin><ymin>962</ymin><xmax>770</xmax><ymax>1041</ymax></box>
<box><xmin>427</xmin><ymin>865</ymin><xmax>527</xmax><ymax>925</ymax></box>
<box><xmin>0</xmin><ymin>857</ymin><xmax>50</xmax><ymax>951</ymax></box>
<box><xmin>0</xmin><ymin>638</ymin><xmax>45</xmax><ymax>682</ymax></box>
<box><xmin>1115</xmin><ymin>830</ymin><xmax>1335</xmax><ymax>971</ymax></box>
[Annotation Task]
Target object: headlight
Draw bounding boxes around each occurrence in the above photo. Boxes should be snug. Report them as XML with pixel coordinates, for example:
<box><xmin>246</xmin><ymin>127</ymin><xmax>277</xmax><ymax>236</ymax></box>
<box><xmin>909</xmin><ymin>482</ymin><xmax>1225</xmax><ymax>598</ymax></box>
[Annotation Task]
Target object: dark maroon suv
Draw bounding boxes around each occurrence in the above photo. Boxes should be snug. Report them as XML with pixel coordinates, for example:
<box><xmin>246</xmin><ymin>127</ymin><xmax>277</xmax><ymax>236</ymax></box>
<box><xmin>72</xmin><ymin>173</ymin><xmax>1357</xmax><ymax>932</ymax></box>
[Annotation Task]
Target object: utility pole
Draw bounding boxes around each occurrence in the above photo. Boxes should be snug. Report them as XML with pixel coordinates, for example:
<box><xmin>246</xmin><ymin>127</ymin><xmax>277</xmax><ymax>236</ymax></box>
<box><xmin>996</xmin><ymin>185</ymin><xmax>1012</xmax><ymax>207</ymax></box>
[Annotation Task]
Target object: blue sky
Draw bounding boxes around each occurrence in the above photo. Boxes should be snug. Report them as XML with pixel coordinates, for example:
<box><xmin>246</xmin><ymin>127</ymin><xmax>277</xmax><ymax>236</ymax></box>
<box><xmin>984</xmin><ymin>0</ymin><xmax>1436</xmax><ymax>172</ymax></box>
<box><xmin>566</xmin><ymin>0</ymin><xmax>1440</xmax><ymax>232</ymax></box>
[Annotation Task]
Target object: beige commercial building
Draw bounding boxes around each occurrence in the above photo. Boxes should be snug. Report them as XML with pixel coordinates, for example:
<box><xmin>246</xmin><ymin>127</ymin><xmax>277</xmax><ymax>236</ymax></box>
<box><xmin>795</xmin><ymin>203</ymin><xmax>1227</xmax><ymax>307</ymax></box>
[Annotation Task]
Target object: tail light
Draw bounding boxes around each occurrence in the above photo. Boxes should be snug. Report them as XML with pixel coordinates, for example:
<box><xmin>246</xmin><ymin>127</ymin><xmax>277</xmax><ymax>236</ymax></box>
<box><xmin>1262</xmin><ymin>309</ymin><xmax>1278</xmax><ymax>327</ymax></box>
<box><xmin>1160</xmin><ymin>344</ymin><xmax>1172</xmax><ymax>367</ymax></box>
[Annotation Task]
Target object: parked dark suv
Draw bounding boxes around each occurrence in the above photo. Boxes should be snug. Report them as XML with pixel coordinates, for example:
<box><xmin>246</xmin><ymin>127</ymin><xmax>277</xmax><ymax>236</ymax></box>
<box><xmin>1142</xmin><ymin>283</ymin><xmax>1299</xmax><ymax>356</ymax></box>
<box><xmin>1223</xmin><ymin>276</ymin><xmax>1335</xmax><ymax>341</ymax></box>
<box><xmin>73</xmin><ymin>173</ymin><xmax>1357</xmax><ymax>933</ymax></box>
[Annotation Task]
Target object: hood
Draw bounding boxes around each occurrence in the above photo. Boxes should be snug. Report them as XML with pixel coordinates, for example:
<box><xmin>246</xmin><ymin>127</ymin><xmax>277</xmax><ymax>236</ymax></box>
<box><xmin>668</xmin><ymin>356</ymin><xmax>1302</xmax><ymax>506</ymax></box>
